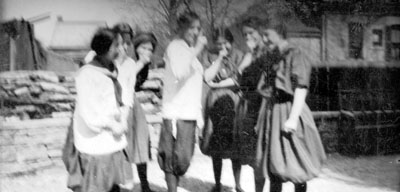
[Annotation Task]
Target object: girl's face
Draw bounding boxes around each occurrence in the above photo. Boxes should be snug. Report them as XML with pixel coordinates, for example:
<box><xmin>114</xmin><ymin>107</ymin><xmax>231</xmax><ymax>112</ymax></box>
<box><xmin>216</xmin><ymin>36</ymin><xmax>232</xmax><ymax>53</ymax></box>
<box><xmin>242</xmin><ymin>26</ymin><xmax>262</xmax><ymax>48</ymax></box>
<box><xmin>136</xmin><ymin>41</ymin><xmax>154</xmax><ymax>59</ymax></box>
<box><xmin>107</xmin><ymin>34</ymin><xmax>123</xmax><ymax>61</ymax></box>
<box><xmin>123</xmin><ymin>34</ymin><xmax>134</xmax><ymax>58</ymax></box>
<box><xmin>262</xmin><ymin>29</ymin><xmax>281</xmax><ymax>50</ymax></box>
<box><xmin>183</xmin><ymin>19</ymin><xmax>201</xmax><ymax>46</ymax></box>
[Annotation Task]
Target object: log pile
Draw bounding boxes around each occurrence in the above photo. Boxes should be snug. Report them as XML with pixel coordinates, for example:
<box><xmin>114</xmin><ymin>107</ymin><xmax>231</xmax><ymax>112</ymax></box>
<box><xmin>0</xmin><ymin>71</ymin><xmax>76</xmax><ymax>121</ymax></box>
<box><xmin>0</xmin><ymin>68</ymin><xmax>164</xmax><ymax>123</ymax></box>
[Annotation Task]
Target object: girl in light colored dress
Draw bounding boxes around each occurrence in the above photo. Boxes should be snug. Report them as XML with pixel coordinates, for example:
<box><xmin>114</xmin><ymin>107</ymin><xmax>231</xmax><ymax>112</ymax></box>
<box><xmin>253</xmin><ymin>21</ymin><xmax>326</xmax><ymax>192</ymax></box>
<box><xmin>112</xmin><ymin>24</ymin><xmax>157</xmax><ymax>192</ymax></box>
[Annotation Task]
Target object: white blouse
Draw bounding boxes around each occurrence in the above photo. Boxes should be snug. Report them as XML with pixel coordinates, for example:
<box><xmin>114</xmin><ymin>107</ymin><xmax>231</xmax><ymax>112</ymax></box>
<box><xmin>73</xmin><ymin>64</ymin><xmax>127</xmax><ymax>155</ymax></box>
<box><xmin>162</xmin><ymin>39</ymin><xmax>204</xmax><ymax>121</ymax></box>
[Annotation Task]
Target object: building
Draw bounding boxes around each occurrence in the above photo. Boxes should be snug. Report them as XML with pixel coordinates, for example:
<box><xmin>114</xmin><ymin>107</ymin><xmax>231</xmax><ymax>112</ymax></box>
<box><xmin>0</xmin><ymin>20</ymin><xmax>45</xmax><ymax>71</ymax></box>
<box><xmin>48</xmin><ymin>18</ymin><xmax>106</xmax><ymax>65</ymax></box>
<box><xmin>321</xmin><ymin>0</ymin><xmax>400</xmax><ymax>67</ymax></box>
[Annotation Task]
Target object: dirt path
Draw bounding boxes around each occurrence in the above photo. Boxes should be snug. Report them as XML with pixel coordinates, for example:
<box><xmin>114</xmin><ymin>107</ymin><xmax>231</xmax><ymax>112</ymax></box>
<box><xmin>1</xmin><ymin>146</ymin><xmax>399</xmax><ymax>192</ymax></box>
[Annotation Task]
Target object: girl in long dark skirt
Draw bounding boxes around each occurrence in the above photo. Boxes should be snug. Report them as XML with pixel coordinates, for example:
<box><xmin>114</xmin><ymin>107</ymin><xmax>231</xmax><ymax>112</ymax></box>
<box><xmin>200</xmin><ymin>28</ymin><xmax>245</xmax><ymax>192</ymax></box>
<box><xmin>200</xmin><ymin>17</ymin><xmax>267</xmax><ymax>192</ymax></box>
<box><xmin>253</xmin><ymin>22</ymin><xmax>326</xmax><ymax>192</ymax></box>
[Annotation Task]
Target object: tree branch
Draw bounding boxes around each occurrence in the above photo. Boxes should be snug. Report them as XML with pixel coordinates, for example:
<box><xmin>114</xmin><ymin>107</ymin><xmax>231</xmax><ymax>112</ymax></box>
<box><xmin>158</xmin><ymin>0</ymin><xmax>170</xmax><ymax>18</ymax></box>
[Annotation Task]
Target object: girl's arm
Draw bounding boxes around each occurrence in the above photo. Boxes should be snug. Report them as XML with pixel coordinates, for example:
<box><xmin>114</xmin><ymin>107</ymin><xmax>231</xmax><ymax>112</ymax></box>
<box><xmin>207</xmin><ymin>78</ymin><xmax>236</xmax><ymax>88</ymax></box>
<box><xmin>237</xmin><ymin>52</ymin><xmax>253</xmax><ymax>73</ymax></box>
<box><xmin>203</xmin><ymin>48</ymin><xmax>228</xmax><ymax>82</ymax></box>
<box><xmin>208</xmin><ymin>51</ymin><xmax>253</xmax><ymax>88</ymax></box>
<box><xmin>284</xmin><ymin>88</ymin><xmax>307</xmax><ymax>133</ymax></box>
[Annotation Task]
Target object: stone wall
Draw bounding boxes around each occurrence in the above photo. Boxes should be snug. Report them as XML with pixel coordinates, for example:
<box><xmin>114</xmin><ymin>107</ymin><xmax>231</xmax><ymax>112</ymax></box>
<box><xmin>0</xmin><ymin>118</ymin><xmax>70</xmax><ymax>176</ymax></box>
<box><xmin>0</xmin><ymin>112</ymin><xmax>340</xmax><ymax>176</ymax></box>
<box><xmin>0</xmin><ymin>69</ymin><xmax>164</xmax><ymax>176</ymax></box>
<box><xmin>0</xmin><ymin>117</ymin><xmax>164</xmax><ymax>176</ymax></box>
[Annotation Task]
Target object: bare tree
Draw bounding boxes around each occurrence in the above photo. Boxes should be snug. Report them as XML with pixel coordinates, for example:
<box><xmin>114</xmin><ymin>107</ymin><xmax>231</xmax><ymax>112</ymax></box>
<box><xmin>201</xmin><ymin>0</ymin><xmax>235</xmax><ymax>33</ymax></box>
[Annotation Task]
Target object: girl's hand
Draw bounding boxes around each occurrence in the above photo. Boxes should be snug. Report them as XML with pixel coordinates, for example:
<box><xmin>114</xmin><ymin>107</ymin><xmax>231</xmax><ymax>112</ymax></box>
<box><xmin>283</xmin><ymin>118</ymin><xmax>298</xmax><ymax>133</ymax></box>
<box><xmin>138</xmin><ymin>51</ymin><xmax>152</xmax><ymax>65</ymax></box>
<box><xmin>207</xmin><ymin>81</ymin><xmax>219</xmax><ymax>88</ymax></box>
<box><xmin>108</xmin><ymin>121</ymin><xmax>127</xmax><ymax>140</ymax></box>
<box><xmin>196</xmin><ymin>30</ymin><xmax>208</xmax><ymax>49</ymax></box>
<box><xmin>218</xmin><ymin>47</ymin><xmax>228</xmax><ymax>58</ymax></box>
<box><xmin>246</xmin><ymin>40</ymin><xmax>257</xmax><ymax>52</ymax></box>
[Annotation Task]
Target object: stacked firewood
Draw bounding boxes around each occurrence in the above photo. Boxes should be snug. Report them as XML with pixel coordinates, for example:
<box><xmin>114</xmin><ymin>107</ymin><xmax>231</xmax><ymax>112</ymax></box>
<box><xmin>0</xmin><ymin>71</ymin><xmax>76</xmax><ymax>120</ymax></box>
<box><xmin>0</xmin><ymin>69</ymin><xmax>164</xmax><ymax>122</ymax></box>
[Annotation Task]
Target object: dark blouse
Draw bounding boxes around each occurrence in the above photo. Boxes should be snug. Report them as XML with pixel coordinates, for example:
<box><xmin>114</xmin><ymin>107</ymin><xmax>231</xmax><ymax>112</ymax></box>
<box><xmin>236</xmin><ymin>52</ymin><xmax>268</xmax><ymax>98</ymax></box>
<box><xmin>135</xmin><ymin>64</ymin><xmax>149</xmax><ymax>91</ymax></box>
<box><xmin>258</xmin><ymin>46</ymin><xmax>311</xmax><ymax>98</ymax></box>
<box><xmin>203</xmin><ymin>48</ymin><xmax>243</xmax><ymax>83</ymax></box>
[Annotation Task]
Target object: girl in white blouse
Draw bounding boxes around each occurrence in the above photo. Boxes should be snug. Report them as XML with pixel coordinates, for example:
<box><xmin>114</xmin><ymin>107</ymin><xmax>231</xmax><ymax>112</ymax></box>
<box><xmin>72</xmin><ymin>28</ymin><xmax>133</xmax><ymax>192</ymax></box>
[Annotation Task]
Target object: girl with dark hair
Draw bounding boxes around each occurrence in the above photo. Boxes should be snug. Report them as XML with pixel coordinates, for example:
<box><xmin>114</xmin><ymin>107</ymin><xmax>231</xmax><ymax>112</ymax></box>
<box><xmin>158</xmin><ymin>10</ymin><xmax>225</xmax><ymax>192</ymax></box>
<box><xmin>132</xmin><ymin>32</ymin><xmax>158</xmax><ymax>91</ymax></box>
<box><xmin>197</xmin><ymin>17</ymin><xmax>267</xmax><ymax>192</ymax></box>
<box><xmin>200</xmin><ymin>27</ymin><xmax>246</xmax><ymax>192</ymax></box>
<box><xmin>70</xmin><ymin>27</ymin><xmax>133</xmax><ymax>192</ymax></box>
<box><xmin>253</xmin><ymin>21</ymin><xmax>326</xmax><ymax>192</ymax></box>
<box><xmin>112</xmin><ymin>24</ymin><xmax>158</xmax><ymax>192</ymax></box>
<box><xmin>129</xmin><ymin>32</ymin><xmax>158</xmax><ymax>192</ymax></box>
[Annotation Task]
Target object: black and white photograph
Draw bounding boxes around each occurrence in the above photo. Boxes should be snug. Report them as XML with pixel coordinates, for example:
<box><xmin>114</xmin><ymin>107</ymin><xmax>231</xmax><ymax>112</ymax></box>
<box><xmin>0</xmin><ymin>0</ymin><xmax>399</xmax><ymax>192</ymax></box>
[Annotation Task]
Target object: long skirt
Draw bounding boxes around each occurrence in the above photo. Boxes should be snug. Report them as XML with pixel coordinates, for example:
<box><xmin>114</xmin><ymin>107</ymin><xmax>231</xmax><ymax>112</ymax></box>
<box><xmin>126</xmin><ymin>97</ymin><xmax>151</xmax><ymax>164</ymax></box>
<box><xmin>62</xmin><ymin>121</ymin><xmax>133</xmax><ymax>192</ymax></box>
<box><xmin>234</xmin><ymin>91</ymin><xmax>260</xmax><ymax>164</ymax></box>
<box><xmin>254</xmin><ymin>96</ymin><xmax>327</xmax><ymax>183</ymax></box>
<box><xmin>200</xmin><ymin>88</ymin><xmax>241</xmax><ymax>159</ymax></box>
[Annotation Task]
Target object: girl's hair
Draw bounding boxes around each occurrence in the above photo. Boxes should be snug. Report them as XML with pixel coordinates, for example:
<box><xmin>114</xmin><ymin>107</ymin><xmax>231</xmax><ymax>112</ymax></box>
<box><xmin>132</xmin><ymin>32</ymin><xmax>158</xmax><ymax>90</ymax></box>
<box><xmin>133</xmin><ymin>32</ymin><xmax>157</xmax><ymax>91</ymax></box>
<box><xmin>133</xmin><ymin>32</ymin><xmax>158</xmax><ymax>53</ymax></box>
<box><xmin>90</xmin><ymin>28</ymin><xmax>117</xmax><ymax>56</ymax></box>
<box><xmin>264</xmin><ymin>19</ymin><xmax>288</xmax><ymax>39</ymax></box>
<box><xmin>177</xmin><ymin>11</ymin><xmax>200</xmax><ymax>33</ymax></box>
<box><xmin>241</xmin><ymin>16</ymin><xmax>263</xmax><ymax>30</ymax></box>
<box><xmin>112</xmin><ymin>23</ymin><xmax>134</xmax><ymax>40</ymax></box>
<box><xmin>212</xmin><ymin>28</ymin><xmax>234</xmax><ymax>43</ymax></box>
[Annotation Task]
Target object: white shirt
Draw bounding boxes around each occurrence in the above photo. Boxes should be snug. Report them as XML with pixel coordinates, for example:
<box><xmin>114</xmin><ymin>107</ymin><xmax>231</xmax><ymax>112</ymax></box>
<box><xmin>85</xmin><ymin>51</ymin><xmax>138</xmax><ymax>107</ymax></box>
<box><xmin>162</xmin><ymin>39</ymin><xmax>204</xmax><ymax>121</ymax></box>
<box><xmin>115</xmin><ymin>57</ymin><xmax>137</xmax><ymax>107</ymax></box>
<box><xmin>73</xmin><ymin>64</ymin><xmax>127</xmax><ymax>155</ymax></box>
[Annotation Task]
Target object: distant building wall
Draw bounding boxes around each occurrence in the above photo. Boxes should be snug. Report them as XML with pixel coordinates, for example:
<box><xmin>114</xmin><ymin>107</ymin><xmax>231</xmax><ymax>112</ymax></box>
<box><xmin>0</xmin><ymin>0</ymin><xmax>158</xmax><ymax>47</ymax></box>
<box><xmin>324</xmin><ymin>13</ymin><xmax>400</xmax><ymax>63</ymax></box>
<box><xmin>289</xmin><ymin>37</ymin><xmax>321</xmax><ymax>66</ymax></box>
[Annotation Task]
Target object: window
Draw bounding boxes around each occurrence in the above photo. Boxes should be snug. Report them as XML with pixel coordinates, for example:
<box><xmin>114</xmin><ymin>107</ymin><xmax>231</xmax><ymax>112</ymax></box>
<box><xmin>372</xmin><ymin>29</ymin><xmax>383</xmax><ymax>46</ymax></box>
<box><xmin>349</xmin><ymin>22</ymin><xmax>364</xmax><ymax>59</ymax></box>
<box><xmin>386</xmin><ymin>24</ymin><xmax>400</xmax><ymax>61</ymax></box>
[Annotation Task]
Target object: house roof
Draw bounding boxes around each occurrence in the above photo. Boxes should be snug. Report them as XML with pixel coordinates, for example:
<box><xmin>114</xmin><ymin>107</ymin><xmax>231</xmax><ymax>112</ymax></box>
<box><xmin>286</xmin><ymin>17</ymin><xmax>321</xmax><ymax>37</ymax></box>
<box><xmin>49</xmin><ymin>21</ymin><xmax>106</xmax><ymax>50</ymax></box>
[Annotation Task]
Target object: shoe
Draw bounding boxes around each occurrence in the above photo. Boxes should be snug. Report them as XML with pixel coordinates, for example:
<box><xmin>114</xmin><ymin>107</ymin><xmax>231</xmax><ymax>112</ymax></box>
<box><xmin>142</xmin><ymin>186</ymin><xmax>155</xmax><ymax>192</ymax></box>
<box><xmin>210</xmin><ymin>184</ymin><xmax>221</xmax><ymax>192</ymax></box>
<box><xmin>235</xmin><ymin>187</ymin><xmax>245</xmax><ymax>192</ymax></box>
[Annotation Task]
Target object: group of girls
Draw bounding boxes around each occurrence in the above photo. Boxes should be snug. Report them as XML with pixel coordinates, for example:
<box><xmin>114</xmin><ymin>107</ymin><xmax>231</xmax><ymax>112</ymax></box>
<box><xmin>64</xmin><ymin>9</ymin><xmax>326</xmax><ymax>192</ymax></box>
<box><xmin>64</xmin><ymin>23</ymin><xmax>157</xmax><ymax>192</ymax></box>
<box><xmin>160</xmin><ymin>11</ymin><xmax>326</xmax><ymax>192</ymax></box>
